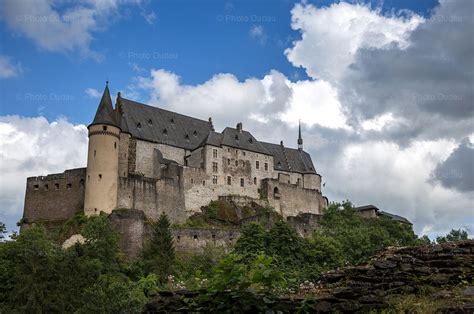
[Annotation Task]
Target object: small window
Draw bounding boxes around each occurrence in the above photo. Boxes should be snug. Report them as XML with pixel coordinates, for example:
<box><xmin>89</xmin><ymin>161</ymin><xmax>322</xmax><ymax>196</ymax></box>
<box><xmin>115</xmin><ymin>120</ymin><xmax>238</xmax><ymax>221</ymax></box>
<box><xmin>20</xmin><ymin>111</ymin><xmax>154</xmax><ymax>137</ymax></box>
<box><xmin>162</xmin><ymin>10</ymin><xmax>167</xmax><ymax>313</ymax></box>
<box><xmin>99</xmin><ymin>174</ymin><xmax>102</xmax><ymax>180</ymax></box>
<box><xmin>88</xmin><ymin>175</ymin><xmax>90</xmax><ymax>181</ymax></box>
<box><xmin>44</xmin><ymin>184</ymin><xmax>49</xmax><ymax>191</ymax></box>
<box><xmin>254</xmin><ymin>177</ymin><xmax>257</xmax><ymax>185</ymax></box>
<box><xmin>34</xmin><ymin>184</ymin><xmax>39</xmax><ymax>190</ymax></box>
<box><xmin>243</xmin><ymin>151</ymin><xmax>246</xmax><ymax>156</ymax></box>
<box><xmin>273</xmin><ymin>187</ymin><xmax>280</xmax><ymax>199</ymax></box>
<box><xmin>148</xmin><ymin>119</ymin><xmax>153</xmax><ymax>125</ymax></box>
<box><xmin>212</xmin><ymin>234</ymin><xmax>216</xmax><ymax>239</ymax></box>
<box><xmin>185</xmin><ymin>134</ymin><xmax>189</xmax><ymax>140</ymax></box>
<box><xmin>170</xmin><ymin>118</ymin><xmax>174</xmax><ymax>124</ymax></box>
<box><xmin>256</xmin><ymin>161</ymin><xmax>260</xmax><ymax>169</ymax></box>
<box><xmin>193</xmin><ymin>130</ymin><xmax>197</xmax><ymax>136</ymax></box>
<box><xmin>248</xmin><ymin>138</ymin><xmax>253</xmax><ymax>144</ymax></box>
<box><xmin>212</xmin><ymin>175</ymin><xmax>217</xmax><ymax>184</ymax></box>
<box><xmin>163</xmin><ymin>128</ymin><xmax>168</xmax><ymax>135</ymax></box>
<box><xmin>202</xmin><ymin>180</ymin><xmax>205</xmax><ymax>186</ymax></box>
<box><xmin>114</xmin><ymin>142</ymin><xmax>117</xmax><ymax>149</ymax></box>
<box><xmin>227</xmin><ymin>158</ymin><xmax>230</xmax><ymax>165</ymax></box>
<box><xmin>67</xmin><ymin>183</ymin><xmax>72</xmax><ymax>189</ymax></box>
<box><xmin>264</xmin><ymin>163</ymin><xmax>268</xmax><ymax>171</ymax></box>
<box><xmin>235</xmin><ymin>160</ymin><xmax>238</xmax><ymax>166</ymax></box>
<box><xmin>94</xmin><ymin>150</ymin><xmax>96</xmax><ymax>157</ymax></box>
<box><xmin>240</xmin><ymin>178</ymin><xmax>244</xmax><ymax>187</ymax></box>
<box><xmin>191</xmin><ymin>179</ymin><xmax>194</xmax><ymax>184</ymax></box>
<box><xmin>193</xmin><ymin>234</ymin><xmax>198</xmax><ymax>240</ymax></box>
<box><xmin>227</xmin><ymin>176</ymin><xmax>232</xmax><ymax>185</ymax></box>
<box><xmin>213</xmin><ymin>149</ymin><xmax>218</xmax><ymax>158</ymax></box>
<box><xmin>55</xmin><ymin>183</ymin><xmax>59</xmax><ymax>190</ymax></box>
<box><xmin>212</xmin><ymin>162</ymin><xmax>218</xmax><ymax>173</ymax></box>
<box><xmin>227</xmin><ymin>148</ymin><xmax>230</xmax><ymax>152</ymax></box>
<box><xmin>235</xmin><ymin>135</ymin><xmax>238</xmax><ymax>141</ymax></box>
<box><xmin>177</xmin><ymin>235</ymin><xmax>181</xmax><ymax>241</ymax></box>
<box><xmin>94</xmin><ymin>208</ymin><xmax>97</xmax><ymax>212</ymax></box>
<box><xmin>103</xmin><ymin>126</ymin><xmax>107</xmax><ymax>131</ymax></box>
<box><xmin>303</xmin><ymin>229</ymin><xmax>307</xmax><ymax>233</ymax></box>
<box><xmin>137</xmin><ymin>123</ymin><xmax>141</xmax><ymax>129</ymax></box>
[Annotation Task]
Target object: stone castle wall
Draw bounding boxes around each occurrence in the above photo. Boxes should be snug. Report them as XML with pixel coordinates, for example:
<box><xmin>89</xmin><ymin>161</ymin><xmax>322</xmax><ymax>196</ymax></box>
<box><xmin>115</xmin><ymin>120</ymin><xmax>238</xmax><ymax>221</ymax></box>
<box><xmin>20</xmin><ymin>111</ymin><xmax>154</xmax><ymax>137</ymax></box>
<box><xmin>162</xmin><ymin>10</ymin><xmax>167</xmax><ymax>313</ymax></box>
<box><xmin>23</xmin><ymin>168</ymin><xmax>86</xmax><ymax>224</ymax></box>
<box><xmin>262</xmin><ymin>177</ymin><xmax>327</xmax><ymax>217</ymax></box>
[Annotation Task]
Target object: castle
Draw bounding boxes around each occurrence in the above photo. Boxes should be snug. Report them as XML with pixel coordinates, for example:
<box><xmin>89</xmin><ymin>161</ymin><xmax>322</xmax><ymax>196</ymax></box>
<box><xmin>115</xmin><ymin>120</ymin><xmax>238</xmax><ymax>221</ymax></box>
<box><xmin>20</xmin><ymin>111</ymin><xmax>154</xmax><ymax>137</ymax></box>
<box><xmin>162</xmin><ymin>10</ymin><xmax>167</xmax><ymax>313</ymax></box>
<box><xmin>22</xmin><ymin>83</ymin><xmax>328</xmax><ymax>230</ymax></box>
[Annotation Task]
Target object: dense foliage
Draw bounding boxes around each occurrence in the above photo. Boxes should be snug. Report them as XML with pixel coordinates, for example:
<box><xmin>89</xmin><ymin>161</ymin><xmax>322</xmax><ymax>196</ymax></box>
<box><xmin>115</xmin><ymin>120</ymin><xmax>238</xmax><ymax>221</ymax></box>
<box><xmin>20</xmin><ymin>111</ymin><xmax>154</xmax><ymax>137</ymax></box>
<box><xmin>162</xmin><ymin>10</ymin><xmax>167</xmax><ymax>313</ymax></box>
<box><xmin>142</xmin><ymin>213</ymin><xmax>175</xmax><ymax>283</ymax></box>
<box><xmin>0</xmin><ymin>202</ymin><xmax>470</xmax><ymax>312</ymax></box>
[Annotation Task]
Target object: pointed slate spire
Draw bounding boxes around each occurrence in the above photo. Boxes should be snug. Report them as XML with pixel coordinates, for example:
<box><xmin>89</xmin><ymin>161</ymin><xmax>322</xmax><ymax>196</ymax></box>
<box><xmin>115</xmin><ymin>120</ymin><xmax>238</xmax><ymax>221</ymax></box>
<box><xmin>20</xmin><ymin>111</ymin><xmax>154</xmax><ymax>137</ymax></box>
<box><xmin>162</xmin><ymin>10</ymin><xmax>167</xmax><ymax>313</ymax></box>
<box><xmin>90</xmin><ymin>82</ymin><xmax>118</xmax><ymax>127</ymax></box>
<box><xmin>297</xmin><ymin>119</ymin><xmax>303</xmax><ymax>150</ymax></box>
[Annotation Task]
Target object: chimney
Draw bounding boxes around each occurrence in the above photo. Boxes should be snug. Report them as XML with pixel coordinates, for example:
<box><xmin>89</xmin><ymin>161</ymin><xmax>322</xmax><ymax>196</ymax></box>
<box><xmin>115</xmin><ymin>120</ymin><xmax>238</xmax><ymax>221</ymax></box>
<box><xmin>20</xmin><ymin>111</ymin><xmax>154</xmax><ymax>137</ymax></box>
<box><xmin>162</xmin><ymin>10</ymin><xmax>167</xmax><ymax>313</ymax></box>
<box><xmin>280</xmin><ymin>140</ymin><xmax>284</xmax><ymax>146</ymax></box>
<box><xmin>236</xmin><ymin>122</ymin><xmax>243</xmax><ymax>133</ymax></box>
<box><xmin>208</xmin><ymin>117</ymin><xmax>214</xmax><ymax>131</ymax></box>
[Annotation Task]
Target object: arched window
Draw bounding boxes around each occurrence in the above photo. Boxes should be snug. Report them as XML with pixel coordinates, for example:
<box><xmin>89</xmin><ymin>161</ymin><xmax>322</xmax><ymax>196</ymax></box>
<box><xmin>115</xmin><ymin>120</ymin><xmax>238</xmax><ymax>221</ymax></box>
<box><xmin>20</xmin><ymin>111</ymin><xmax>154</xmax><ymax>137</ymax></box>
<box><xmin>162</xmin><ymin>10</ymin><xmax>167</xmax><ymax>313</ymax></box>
<box><xmin>163</xmin><ymin>128</ymin><xmax>168</xmax><ymax>135</ymax></box>
<box><xmin>273</xmin><ymin>187</ymin><xmax>280</xmax><ymax>199</ymax></box>
<box><xmin>254</xmin><ymin>177</ymin><xmax>257</xmax><ymax>185</ymax></box>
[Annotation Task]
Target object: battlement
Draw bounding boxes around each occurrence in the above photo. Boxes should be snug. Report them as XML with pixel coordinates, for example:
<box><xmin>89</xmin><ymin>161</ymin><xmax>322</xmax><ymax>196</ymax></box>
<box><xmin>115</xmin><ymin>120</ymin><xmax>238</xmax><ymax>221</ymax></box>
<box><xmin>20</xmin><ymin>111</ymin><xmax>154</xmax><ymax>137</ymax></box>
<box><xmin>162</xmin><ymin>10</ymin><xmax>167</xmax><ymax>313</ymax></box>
<box><xmin>27</xmin><ymin>168</ymin><xmax>86</xmax><ymax>183</ymax></box>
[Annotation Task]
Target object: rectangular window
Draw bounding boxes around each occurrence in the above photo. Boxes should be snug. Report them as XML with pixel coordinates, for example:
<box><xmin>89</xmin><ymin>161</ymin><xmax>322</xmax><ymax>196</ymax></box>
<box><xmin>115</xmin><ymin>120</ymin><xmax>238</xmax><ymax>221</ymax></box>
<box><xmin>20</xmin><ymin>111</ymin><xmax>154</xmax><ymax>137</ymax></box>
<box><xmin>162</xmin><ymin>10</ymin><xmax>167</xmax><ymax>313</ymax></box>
<box><xmin>256</xmin><ymin>161</ymin><xmax>259</xmax><ymax>169</ymax></box>
<box><xmin>240</xmin><ymin>178</ymin><xmax>244</xmax><ymax>187</ymax></box>
<box><xmin>202</xmin><ymin>180</ymin><xmax>206</xmax><ymax>186</ymax></box>
<box><xmin>243</xmin><ymin>151</ymin><xmax>246</xmax><ymax>156</ymax></box>
<box><xmin>66</xmin><ymin>183</ymin><xmax>72</xmax><ymax>189</ymax></box>
<box><xmin>227</xmin><ymin>176</ymin><xmax>232</xmax><ymax>185</ymax></box>
<box><xmin>264</xmin><ymin>162</ymin><xmax>268</xmax><ymax>171</ymax></box>
<box><xmin>212</xmin><ymin>175</ymin><xmax>218</xmax><ymax>184</ymax></box>
<box><xmin>213</xmin><ymin>149</ymin><xmax>218</xmax><ymax>158</ymax></box>
<box><xmin>54</xmin><ymin>183</ymin><xmax>59</xmax><ymax>190</ymax></box>
<box><xmin>212</xmin><ymin>162</ymin><xmax>218</xmax><ymax>173</ymax></box>
<box><xmin>33</xmin><ymin>184</ymin><xmax>39</xmax><ymax>190</ymax></box>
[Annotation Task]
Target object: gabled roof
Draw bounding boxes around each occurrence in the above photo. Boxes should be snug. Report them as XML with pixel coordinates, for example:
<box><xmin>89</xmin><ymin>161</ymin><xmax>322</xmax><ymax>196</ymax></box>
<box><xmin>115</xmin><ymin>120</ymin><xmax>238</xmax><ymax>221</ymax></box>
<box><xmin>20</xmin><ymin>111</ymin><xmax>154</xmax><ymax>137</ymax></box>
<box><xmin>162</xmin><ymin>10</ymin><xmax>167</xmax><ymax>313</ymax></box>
<box><xmin>120</xmin><ymin>98</ymin><xmax>212</xmax><ymax>150</ymax></box>
<box><xmin>261</xmin><ymin>142</ymin><xmax>317</xmax><ymax>174</ymax></box>
<box><xmin>378</xmin><ymin>211</ymin><xmax>412</xmax><ymax>225</ymax></box>
<box><xmin>220</xmin><ymin>127</ymin><xmax>271</xmax><ymax>155</ymax></box>
<box><xmin>90</xmin><ymin>84</ymin><xmax>118</xmax><ymax>127</ymax></box>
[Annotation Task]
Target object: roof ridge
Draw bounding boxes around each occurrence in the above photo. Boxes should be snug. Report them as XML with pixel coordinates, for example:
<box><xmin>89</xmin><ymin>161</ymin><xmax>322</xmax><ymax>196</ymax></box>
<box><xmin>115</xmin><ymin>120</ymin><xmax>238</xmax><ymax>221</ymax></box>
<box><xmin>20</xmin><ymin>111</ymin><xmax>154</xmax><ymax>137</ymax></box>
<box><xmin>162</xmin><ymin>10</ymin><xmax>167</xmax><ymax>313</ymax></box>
<box><xmin>121</xmin><ymin>97</ymin><xmax>209</xmax><ymax>124</ymax></box>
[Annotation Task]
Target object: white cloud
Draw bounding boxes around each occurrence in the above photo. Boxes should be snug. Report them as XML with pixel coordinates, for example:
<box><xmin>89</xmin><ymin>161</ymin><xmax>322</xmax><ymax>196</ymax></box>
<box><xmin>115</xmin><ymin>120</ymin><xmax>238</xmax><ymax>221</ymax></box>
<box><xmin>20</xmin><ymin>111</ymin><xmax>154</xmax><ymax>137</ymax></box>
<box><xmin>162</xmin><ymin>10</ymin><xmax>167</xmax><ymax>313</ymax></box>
<box><xmin>0</xmin><ymin>0</ymin><xmax>144</xmax><ymax>59</ymax></box>
<box><xmin>249</xmin><ymin>25</ymin><xmax>267</xmax><ymax>45</ymax></box>
<box><xmin>285</xmin><ymin>2</ymin><xmax>423</xmax><ymax>82</ymax></box>
<box><xmin>0</xmin><ymin>55</ymin><xmax>23</xmax><ymax>79</ymax></box>
<box><xmin>0</xmin><ymin>116</ymin><xmax>87</xmax><ymax>231</ymax></box>
<box><xmin>135</xmin><ymin>68</ymin><xmax>348</xmax><ymax>131</ymax></box>
<box><xmin>85</xmin><ymin>87</ymin><xmax>101</xmax><ymax>98</ymax></box>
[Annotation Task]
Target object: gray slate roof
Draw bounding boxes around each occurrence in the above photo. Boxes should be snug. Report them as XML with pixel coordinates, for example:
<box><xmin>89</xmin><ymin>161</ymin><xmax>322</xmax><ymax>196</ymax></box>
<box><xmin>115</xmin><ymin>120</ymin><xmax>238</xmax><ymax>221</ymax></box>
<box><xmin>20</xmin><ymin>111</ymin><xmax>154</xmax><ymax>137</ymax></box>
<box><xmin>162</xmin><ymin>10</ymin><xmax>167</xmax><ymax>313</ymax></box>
<box><xmin>112</xmin><ymin>96</ymin><xmax>317</xmax><ymax>174</ymax></box>
<box><xmin>90</xmin><ymin>85</ymin><xmax>118</xmax><ymax>127</ymax></box>
<box><xmin>262</xmin><ymin>142</ymin><xmax>317</xmax><ymax>174</ymax></box>
<box><xmin>378</xmin><ymin>211</ymin><xmax>412</xmax><ymax>225</ymax></box>
<box><xmin>120</xmin><ymin>98</ymin><xmax>212</xmax><ymax>150</ymax></box>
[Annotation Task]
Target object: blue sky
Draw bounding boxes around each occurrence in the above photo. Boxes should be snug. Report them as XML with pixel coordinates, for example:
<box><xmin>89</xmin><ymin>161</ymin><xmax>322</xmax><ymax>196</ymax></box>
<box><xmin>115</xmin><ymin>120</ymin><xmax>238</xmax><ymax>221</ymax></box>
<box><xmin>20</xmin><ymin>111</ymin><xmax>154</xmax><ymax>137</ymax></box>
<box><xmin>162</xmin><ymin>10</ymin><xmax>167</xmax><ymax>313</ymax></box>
<box><xmin>1</xmin><ymin>0</ymin><xmax>472</xmax><ymax>238</ymax></box>
<box><xmin>1</xmin><ymin>0</ymin><xmax>439</xmax><ymax>124</ymax></box>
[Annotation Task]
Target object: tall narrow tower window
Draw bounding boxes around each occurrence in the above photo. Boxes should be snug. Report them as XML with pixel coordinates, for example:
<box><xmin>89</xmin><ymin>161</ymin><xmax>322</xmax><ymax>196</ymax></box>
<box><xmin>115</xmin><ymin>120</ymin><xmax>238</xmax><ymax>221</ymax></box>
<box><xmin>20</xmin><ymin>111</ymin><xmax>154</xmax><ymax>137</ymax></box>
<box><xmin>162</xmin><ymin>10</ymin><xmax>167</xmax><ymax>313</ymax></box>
<box><xmin>114</xmin><ymin>142</ymin><xmax>117</xmax><ymax>149</ymax></box>
<box><xmin>94</xmin><ymin>150</ymin><xmax>96</xmax><ymax>157</ymax></box>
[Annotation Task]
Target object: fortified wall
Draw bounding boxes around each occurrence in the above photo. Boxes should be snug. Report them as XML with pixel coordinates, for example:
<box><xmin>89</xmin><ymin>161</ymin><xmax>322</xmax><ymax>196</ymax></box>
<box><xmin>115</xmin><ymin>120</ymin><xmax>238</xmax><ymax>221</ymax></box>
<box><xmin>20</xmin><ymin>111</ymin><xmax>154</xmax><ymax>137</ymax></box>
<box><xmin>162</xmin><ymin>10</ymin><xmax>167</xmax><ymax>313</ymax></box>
<box><xmin>23</xmin><ymin>168</ymin><xmax>86</xmax><ymax>227</ymax></box>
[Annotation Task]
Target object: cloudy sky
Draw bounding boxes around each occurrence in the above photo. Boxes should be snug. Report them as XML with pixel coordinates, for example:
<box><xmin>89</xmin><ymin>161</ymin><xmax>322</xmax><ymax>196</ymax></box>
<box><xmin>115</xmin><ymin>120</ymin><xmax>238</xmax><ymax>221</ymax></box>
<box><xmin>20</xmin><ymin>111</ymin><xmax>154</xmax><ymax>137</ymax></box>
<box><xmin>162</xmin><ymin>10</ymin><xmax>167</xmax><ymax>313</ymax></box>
<box><xmin>0</xmin><ymin>0</ymin><xmax>472</xmax><ymax>238</ymax></box>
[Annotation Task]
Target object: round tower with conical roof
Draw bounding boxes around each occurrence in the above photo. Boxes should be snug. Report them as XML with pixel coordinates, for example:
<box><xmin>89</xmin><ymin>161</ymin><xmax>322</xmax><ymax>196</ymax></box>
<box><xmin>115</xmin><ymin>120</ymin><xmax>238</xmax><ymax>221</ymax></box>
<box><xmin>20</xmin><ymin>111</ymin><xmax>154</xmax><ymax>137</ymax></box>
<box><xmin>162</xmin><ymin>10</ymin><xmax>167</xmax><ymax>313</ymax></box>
<box><xmin>84</xmin><ymin>83</ymin><xmax>121</xmax><ymax>216</ymax></box>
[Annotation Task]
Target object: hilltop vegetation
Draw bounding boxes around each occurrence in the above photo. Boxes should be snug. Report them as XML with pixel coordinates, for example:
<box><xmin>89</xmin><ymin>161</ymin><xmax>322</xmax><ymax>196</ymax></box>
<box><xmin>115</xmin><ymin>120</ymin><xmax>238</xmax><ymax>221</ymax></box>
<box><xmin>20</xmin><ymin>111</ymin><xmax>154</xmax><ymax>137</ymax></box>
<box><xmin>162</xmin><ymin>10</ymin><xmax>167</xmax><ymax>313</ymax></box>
<box><xmin>0</xmin><ymin>201</ymin><xmax>470</xmax><ymax>313</ymax></box>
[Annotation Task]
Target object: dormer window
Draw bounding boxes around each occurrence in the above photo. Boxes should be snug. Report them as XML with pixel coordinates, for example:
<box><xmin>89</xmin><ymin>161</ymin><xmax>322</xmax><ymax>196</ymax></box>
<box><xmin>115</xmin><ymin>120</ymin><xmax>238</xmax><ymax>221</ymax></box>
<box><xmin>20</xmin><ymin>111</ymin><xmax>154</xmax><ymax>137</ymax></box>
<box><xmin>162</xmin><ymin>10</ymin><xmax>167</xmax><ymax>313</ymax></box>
<box><xmin>193</xmin><ymin>130</ymin><xmax>197</xmax><ymax>137</ymax></box>
<box><xmin>163</xmin><ymin>128</ymin><xmax>168</xmax><ymax>135</ymax></box>
<box><xmin>137</xmin><ymin>123</ymin><xmax>141</xmax><ymax>129</ymax></box>
<box><xmin>248</xmin><ymin>138</ymin><xmax>253</xmax><ymax>144</ymax></box>
<box><xmin>277</xmin><ymin>162</ymin><xmax>282</xmax><ymax>168</ymax></box>
<box><xmin>148</xmin><ymin>119</ymin><xmax>153</xmax><ymax>125</ymax></box>
<box><xmin>235</xmin><ymin>135</ymin><xmax>239</xmax><ymax>141</ymax></box>
<box><xmin>170</xmin><ymin>118</ymin><xmax>174</xmax><ymax>124</ymax></box>
<box><xmin>185</xmin><ymin>134</ymin><xmax>190</xmax><ymax>140</ymax></box>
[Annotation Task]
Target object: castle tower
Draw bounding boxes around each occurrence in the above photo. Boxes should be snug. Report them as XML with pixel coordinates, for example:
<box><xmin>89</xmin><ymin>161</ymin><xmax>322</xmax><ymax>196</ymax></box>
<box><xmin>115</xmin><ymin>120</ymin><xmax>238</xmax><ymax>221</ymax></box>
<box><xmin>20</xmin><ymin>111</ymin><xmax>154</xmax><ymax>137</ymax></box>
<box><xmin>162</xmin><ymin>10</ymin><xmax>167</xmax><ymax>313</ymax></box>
<box><xmin>297</xmin><ymin>120</ymin><xmax>303</xmax><ymax>151</ymax></box>
<box><xmin>84</xmin><ymin>83</ymin><xmax>121</xmax><ymax>216</ymax></box>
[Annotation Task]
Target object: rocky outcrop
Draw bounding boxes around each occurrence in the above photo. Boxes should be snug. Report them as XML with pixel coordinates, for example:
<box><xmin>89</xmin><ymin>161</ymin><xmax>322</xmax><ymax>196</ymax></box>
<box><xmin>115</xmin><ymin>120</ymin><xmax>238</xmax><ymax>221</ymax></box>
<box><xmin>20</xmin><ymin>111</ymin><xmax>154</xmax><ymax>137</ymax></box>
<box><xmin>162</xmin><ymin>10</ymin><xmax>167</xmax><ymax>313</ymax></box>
<box><xmin>313</xmin><ymin>240</ymin><xmax>474</xmax><ymax>312</ymax></box>
<box><xmin>145</xmin><ymin>240</ymin><xmax>474</xmax><ymax>313</ymax></box>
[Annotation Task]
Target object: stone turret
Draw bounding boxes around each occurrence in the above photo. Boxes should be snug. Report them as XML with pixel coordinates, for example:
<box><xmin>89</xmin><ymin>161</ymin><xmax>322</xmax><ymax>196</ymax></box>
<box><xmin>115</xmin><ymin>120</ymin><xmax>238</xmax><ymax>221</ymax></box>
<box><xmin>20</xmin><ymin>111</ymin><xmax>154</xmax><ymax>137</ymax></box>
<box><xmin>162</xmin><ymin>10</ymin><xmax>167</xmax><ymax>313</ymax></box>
<box><xmin>84</xmin><ymin>82</ymin><xmax>121</xmax><ymax>216</ymax></box>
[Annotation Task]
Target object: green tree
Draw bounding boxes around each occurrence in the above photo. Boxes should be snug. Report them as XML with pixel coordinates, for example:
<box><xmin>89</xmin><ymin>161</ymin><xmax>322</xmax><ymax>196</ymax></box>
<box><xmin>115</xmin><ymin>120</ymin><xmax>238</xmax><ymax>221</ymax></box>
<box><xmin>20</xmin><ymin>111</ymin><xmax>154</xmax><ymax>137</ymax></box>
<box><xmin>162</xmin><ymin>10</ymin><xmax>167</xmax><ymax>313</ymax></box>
<box><xmin>0</xmin><ymin>222</ymin><xmax>6</xmax><ymax>240</ymax></box>
<box><xmin>234</xmin><ymin>222</ymin><xmax>266</xmax><ymax>260</ymax></box>
<box><xmin>436</xmin><ymin>228</ymin><xmax>469</xmax><ymax>243</ymax></box>
<box><xmin>143</xmin><ymin>213</ymin><xmax>175</xmax><ymax>282</ymax></box>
